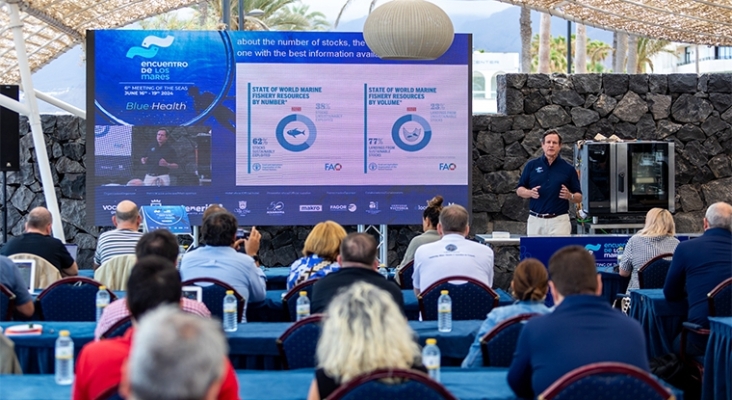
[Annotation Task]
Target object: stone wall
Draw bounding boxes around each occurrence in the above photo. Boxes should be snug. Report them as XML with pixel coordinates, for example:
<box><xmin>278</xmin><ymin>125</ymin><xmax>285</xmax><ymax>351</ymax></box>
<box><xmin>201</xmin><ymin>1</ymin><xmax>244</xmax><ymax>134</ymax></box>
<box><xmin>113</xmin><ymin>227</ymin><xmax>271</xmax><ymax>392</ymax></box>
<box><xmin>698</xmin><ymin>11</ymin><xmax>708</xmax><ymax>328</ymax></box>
<box><xmin>3</xmin><ymin>74</ymin><xmax>730</xmax><ymax>291</ymax></box>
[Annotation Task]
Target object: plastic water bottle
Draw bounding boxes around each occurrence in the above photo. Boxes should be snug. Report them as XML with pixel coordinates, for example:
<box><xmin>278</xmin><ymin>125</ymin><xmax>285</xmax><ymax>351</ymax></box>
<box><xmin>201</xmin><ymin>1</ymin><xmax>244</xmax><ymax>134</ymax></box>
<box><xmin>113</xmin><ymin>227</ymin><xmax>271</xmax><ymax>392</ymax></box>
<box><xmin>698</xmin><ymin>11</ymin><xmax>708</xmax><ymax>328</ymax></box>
<box><xmin>296</xmin><ymin>291</ymin><xmax>310</xmax><ymax>321</ymax></box>
<box><xmin>438</xmin><ymin>290</ymin><xmax>452</xmax><ymax>332</ymax></box>
<box><xmin>96</xmin><ymin>286</ymin><xmax>110</xmax><ymax>322</ymax></box>
<box><xmin>422</xmin><ymin>338</ymin><xmax>441</xmax><ymax>382</ymax></box>
<box><xmin>223</xmin><ymin>290</ymin><xmax>238</xmax><ymax>332</ymax></box>
<box><xmin>378</xmin><ymin>264</ymin><xmax>389</xmax><ymax>279</ymax></box>
<box><xmin>55</xmin><ymin>330</ymin><xmax>74</xmax><ymax>385</ymax></box>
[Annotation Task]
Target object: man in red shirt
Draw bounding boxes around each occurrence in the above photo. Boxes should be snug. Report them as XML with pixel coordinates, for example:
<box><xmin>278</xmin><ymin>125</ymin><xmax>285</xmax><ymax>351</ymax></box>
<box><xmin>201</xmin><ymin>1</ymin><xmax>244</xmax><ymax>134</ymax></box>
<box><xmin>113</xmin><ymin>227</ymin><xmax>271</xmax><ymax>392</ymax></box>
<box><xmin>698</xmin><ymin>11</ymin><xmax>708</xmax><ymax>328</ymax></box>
<box><xmin>73</xmin><ymin>256</ymin><xmax>239</xmax><ymax>400</ymax></box>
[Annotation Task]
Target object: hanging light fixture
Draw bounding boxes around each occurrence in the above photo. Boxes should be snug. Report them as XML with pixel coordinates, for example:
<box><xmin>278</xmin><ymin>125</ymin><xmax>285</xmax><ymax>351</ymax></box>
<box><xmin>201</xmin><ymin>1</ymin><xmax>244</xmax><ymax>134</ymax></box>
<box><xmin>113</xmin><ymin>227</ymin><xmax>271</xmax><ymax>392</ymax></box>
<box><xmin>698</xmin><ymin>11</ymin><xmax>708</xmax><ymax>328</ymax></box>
<box><xmin>363</xmin><ymin>0</ymin><xmax>455</xmax><ymax>60</ymax></box>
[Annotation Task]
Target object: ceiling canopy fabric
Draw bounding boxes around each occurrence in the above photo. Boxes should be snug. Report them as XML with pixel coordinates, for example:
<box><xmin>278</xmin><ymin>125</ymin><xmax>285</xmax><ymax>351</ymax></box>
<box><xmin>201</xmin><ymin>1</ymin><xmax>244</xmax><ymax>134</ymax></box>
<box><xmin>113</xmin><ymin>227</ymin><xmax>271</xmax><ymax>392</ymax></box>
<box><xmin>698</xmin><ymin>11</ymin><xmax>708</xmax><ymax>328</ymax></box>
<box><xmin>2</xmin><ymin>0</ymin><xmax>732</xmax><ymax>84</ymax></box>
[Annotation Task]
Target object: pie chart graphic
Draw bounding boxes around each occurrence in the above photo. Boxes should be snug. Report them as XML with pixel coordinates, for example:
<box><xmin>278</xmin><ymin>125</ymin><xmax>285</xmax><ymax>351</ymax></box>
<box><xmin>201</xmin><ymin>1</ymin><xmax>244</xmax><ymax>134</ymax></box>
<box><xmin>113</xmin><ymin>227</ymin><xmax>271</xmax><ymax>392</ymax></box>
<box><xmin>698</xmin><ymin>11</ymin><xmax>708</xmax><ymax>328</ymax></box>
<box><xmin>391</xmin><ymin>114</ymin><xmax>432</xmax><ymax>152</ymax></box>
<box><xmin>275</xmin><ymin>114</ymin><xmax>317</xmax><ymax>152</ymax></box>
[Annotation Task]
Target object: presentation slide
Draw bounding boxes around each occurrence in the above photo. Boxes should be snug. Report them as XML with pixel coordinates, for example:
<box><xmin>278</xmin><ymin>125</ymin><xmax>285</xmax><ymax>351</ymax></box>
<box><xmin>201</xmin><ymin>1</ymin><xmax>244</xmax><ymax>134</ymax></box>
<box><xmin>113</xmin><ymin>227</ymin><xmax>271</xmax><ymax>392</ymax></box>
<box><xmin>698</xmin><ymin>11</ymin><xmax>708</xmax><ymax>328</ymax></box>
<box><xmin>87</xmin><ymin>31</ymin><xmax>471</xmax><ymax>226</ymax></box>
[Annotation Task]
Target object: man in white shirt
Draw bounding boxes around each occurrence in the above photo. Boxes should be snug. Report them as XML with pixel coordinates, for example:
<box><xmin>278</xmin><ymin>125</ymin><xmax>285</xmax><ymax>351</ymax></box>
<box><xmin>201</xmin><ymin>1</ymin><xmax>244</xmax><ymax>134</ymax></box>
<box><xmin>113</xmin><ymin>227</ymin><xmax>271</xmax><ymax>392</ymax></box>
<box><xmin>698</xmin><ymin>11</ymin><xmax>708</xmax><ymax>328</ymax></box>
<box><xmin>412</xmin><ymin>204</ymin><xmax>494</xmax><ymax>295</ymax></box>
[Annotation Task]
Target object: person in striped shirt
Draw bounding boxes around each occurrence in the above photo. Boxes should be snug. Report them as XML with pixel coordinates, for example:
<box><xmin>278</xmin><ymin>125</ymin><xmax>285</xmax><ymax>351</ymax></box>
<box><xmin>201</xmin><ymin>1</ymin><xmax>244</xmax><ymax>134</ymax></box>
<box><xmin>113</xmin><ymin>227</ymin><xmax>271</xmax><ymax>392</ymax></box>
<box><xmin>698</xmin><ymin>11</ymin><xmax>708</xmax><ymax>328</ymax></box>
<box><xmin>619</xmin><ymin>208</ymin><xmax>679</xmax><ymax>292</ymax></box>
<box><xmin>94</xmin><ymin>200</ymin><xmax>144</xmax><ymax>269</ymax></box>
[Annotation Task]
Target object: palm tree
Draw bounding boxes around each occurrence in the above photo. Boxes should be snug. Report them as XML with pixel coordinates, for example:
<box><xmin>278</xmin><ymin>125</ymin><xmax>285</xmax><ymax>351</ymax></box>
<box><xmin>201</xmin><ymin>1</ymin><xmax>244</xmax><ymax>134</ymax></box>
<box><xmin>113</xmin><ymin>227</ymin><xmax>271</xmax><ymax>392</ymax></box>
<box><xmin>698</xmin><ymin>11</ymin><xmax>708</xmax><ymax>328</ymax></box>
<box><xmin>538</xmin><ymin>12</ymin><xmax>551</xmax><ymax>73</ymax></box>
<box><xmin>531</xmin><ymin>34</ymin><xmax>611</xmax><ymax>73</ymax></box>
<box><xmin>634</xmin><ymin>37</ymin><xmax>674</xmax><ymax>73</ymax></box>
<box><xmin>336</xmin><ymin>0</ymin><xmax>379</xmax><ymax>28</ymax></box>
<box><xmin>289</xmin><ymin>3</ymin><xmax>330</xmax><ymax>31</ymax></box>
<box><xmin>520</xmin><ymin>7</ymin><xmax>532</xmax><ymax>73</ymax></box>
<box><xmin>575</xmin><ymin>23</ymin><xmax>587</xmax><ymax>73</ymax></box>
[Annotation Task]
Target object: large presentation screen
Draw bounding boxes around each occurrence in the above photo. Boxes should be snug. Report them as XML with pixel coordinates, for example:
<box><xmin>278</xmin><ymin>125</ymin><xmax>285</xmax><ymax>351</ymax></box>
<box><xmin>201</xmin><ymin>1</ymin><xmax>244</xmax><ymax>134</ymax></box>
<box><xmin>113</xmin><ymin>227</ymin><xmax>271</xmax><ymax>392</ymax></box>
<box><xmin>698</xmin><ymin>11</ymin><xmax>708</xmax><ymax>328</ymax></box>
<box><xmin>87</xmin><ymin>30</ymin><xmax>471</xmax><ymax>226</ymax></box>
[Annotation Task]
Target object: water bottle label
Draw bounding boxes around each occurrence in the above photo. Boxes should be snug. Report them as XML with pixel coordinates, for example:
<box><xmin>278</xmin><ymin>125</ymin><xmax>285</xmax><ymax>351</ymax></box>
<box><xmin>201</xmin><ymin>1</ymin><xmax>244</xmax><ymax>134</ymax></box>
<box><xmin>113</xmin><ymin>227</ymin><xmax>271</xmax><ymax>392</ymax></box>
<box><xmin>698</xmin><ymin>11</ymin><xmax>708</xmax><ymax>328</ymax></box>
<box><xmin>423</xmin><ymin>355</ymin><xmax>440</xmax><ymax>370</ymax></box>
<box><xmin>438</xmin><ymin>304</ymin><xmax>451</xmax><ymax>313</ymax></box>
<box><xmin>223</xmin><ymin>307</ymin><xmax>236</xmax><ymax>313</ymax></box>
<box><xmin>56</xmin><ymin>347</ymin><xmax>73</xmax><ymax>359</ymax></box>
<box><xmin>96</xmin><ymin>300</ymin><xmax>108</xmax><ymax>308</ymax></box>
<box><xmin>297</xmin><ymin>305</ymin><xmax>310</xmax><ymax>315</ymax></box>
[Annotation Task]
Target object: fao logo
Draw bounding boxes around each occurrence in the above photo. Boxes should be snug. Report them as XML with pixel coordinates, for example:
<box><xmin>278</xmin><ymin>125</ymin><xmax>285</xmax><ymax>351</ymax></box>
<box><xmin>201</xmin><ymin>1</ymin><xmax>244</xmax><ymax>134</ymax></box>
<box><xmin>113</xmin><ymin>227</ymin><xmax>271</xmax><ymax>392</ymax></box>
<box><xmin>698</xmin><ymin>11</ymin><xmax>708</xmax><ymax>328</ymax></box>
<box><xmin>325</xmin><ymin>163</ymin><xmax>342</xmax><ymax>171</ymax></box>
<box><xmin>368</xmin><ymin>163</ymin><xmax>378</xmax><ymax>171</ymax></box>
<box><xmin>252</xmin><ymin>163</ymin><xmax>262</xmax><ymax>172</ymax></box>
<box><xmin>439</xmin><ymin>163</ymin><xmax>457</xmax><ymax>171</ymax></box>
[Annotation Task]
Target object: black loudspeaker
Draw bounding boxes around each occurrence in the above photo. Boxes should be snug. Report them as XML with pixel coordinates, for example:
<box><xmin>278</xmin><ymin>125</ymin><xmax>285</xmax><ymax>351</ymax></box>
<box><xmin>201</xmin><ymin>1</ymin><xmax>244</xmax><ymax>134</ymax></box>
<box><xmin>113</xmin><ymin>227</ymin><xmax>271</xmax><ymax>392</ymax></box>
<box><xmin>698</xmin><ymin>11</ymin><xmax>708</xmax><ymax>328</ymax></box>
<box><xmin>0</xmin><ymin>85</ymin><xmax>19</xmax><ymax>172</ymax></box>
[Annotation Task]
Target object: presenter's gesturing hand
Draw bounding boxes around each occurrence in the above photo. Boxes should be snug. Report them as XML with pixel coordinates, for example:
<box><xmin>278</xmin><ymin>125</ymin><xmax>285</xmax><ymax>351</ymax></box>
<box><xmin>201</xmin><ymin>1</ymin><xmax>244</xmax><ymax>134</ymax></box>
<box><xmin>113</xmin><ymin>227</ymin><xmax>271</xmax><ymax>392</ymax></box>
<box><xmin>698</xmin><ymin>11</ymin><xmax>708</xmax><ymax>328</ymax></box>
<box><xmin>529</xmin><ymin>186</ymin><xmax>541</xmax><ymax>199</ymax></box>
<box><xmin>559</xmin><ymin>185</ymin><xmax>572</xmax><ymax>200</ymax></box>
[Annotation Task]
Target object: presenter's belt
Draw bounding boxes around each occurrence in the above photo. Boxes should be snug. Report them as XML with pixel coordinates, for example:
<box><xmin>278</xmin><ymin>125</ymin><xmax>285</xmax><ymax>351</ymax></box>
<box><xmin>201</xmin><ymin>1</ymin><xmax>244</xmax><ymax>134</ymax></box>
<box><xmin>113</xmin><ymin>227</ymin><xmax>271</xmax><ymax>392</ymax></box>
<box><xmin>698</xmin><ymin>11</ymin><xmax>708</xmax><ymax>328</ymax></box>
<box><xmin>529</xmin><ymin>211</ymin><xmax>565</xmax><ymax>219</ymax></box>
<box><xmin>145</xmin><ymin>173</ymin><xmax>168</xmax><ymax>177</ymax></box>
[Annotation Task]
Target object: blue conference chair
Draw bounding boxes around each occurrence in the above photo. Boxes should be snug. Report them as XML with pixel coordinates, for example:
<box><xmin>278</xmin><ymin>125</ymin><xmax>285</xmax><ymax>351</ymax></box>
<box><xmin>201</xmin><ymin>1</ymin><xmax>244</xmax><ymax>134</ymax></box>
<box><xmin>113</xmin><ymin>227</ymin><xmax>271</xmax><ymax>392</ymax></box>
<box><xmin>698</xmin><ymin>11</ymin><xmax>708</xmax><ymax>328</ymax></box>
<box><xmin>282</xmin><ymin>279</ymin><xmax>317</xmax><ymax>322</ymax></box>
<box><xmin>181</xmin><ymin>278</ymin><xmax>245</xmax><ymax>323</ymax></box>
<box><xmin>398</xmin><ymin>260</ymin><xmax>414</xmax><ymax>290</ymax></box>
<box><xmin>276</xmin><ymin>313</ymin><xmax>323</xmax><ymax>370</ymax></box>
<box><xmin>538</xmin><ymin>362</ymin><xmax>675</xmax><ymax>400</ymax></box>
<box><xmin>37</xmin><ymin>277</ymin><xmax>117</xmax><ymax>321</ymax></box>
<box><xmin>637</xmin><ymin>253</ymin><xmax>673</xmax><ymax>289</ymax></box>
<box><xmin>100</xmin><ymin>316</ymin><xmax>132</xmax><ymax>340</ymax></box>
<box><xmin>480</xmin><ymin>313</ymin><xmax>540</xmax><ymax>367</ymax></box>
<box><xmin>0</xmin><ymin>284</ymin><xmax>15</xmax><ymax>321</ymax></box>
<box><xmin>708</xmin><ymin>277</ymin><xmax>732</xmax><ymax>317</ymax></box>
<box><xmin>418</xmin><ymin>276</ymin><xmax>499</xmax><ymax>321</ymax></box>
<box><xmin>327</xmin><ymin>368</ymin><xmax>457</xmax><ymax>400</ymax></box>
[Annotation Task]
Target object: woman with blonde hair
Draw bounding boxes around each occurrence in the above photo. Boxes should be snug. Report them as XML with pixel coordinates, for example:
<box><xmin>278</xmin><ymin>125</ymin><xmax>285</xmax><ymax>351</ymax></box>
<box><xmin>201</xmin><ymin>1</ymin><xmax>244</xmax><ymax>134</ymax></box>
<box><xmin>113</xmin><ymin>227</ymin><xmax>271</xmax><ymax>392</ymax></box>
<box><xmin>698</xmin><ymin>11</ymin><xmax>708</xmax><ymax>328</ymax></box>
<box><xmin>619</xmin><ymin>208</ymin><xmax>679</xmax><ymax>292</ymax></box>
<box><xmin>461</xmin><ymin>258</ymin><xmax>552</xmax><ymax>368</ymax></box>
<box><xmin>287</xmin><ymin>220</ymin><xmax>347</xmax><ymax>289</ymax></box>
<box><xmin>307</xmin><ymin>281</ymin><xmax>424</xmax><ymax>400</ymax></box>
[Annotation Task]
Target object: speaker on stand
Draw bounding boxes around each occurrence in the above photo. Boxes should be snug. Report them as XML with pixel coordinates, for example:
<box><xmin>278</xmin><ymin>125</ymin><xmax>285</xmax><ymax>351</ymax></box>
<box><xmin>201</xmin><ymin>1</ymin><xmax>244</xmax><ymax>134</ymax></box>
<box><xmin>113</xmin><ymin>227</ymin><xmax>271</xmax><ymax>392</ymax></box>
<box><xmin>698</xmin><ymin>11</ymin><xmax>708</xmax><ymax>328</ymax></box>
<box><xmin>0</xmin><ymin>85</ymin><xmax>20</xmax><ymax>243</ymax></box>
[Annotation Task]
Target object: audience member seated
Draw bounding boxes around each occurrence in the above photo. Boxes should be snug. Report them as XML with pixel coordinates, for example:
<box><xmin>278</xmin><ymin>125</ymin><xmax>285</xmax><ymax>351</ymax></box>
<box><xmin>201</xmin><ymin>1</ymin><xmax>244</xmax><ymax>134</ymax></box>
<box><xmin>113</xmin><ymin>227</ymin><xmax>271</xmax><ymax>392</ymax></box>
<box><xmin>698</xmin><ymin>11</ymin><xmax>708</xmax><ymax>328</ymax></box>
<box><xmin>311</xmin><ymin>233</ymin><xmax>404</xmax><ymax>314</ymax></box>
<box><xmin>307</xmin><ymin>282</ymin><xmax>425</xmax><ymax>400</ymax></box>
<box><xmin>73</xmin><ymin>256</ymin><xmax>239</xmax><ymax>400</ymax></box>
<box><xmin>0</xmin><ymin>256</ymin><xmax>34</xmax><ymax>318</ymax></box>
<box><xmin>185</xmin><ymin>204</ymin><xmax>227</xmax><ymax>253</ymax></box>
<box><xmin>180</xmin><ymin>211</ymin><xmax>266</xmax><ymax>305</ymax></box>
<box><xmin>287</xmin><ymin>220</ymin><xmax>347</xmax><ymax>290</ymax></box>
<box><xmin>120</xmin><ymin>307</ymin><xmax>229</xmax><ymax>400</ymax></box>
<box><xmin>395</xmin><ymin>195</ymin><xmax>443</xmax><ymax>285</ymax></box>
<box><xmin>94</xmin><ymin>200</ymin><xmax>144</xmax><ymax>269</ymax></box>
<box><xmin>664</xmin><ymin>201</ymin><xmax>732</xmax><ymax>355</ymax></box>
<box><xmin>412</xmin><ymin>204</ymin><xmax>494</xmax><ymax>295</ymax></box>
<box><xmin>0</xmin><ymin>207</ymin><xmax>77</xmax><ymax>276</ymax></box>
<box><xmin>619</xmin><ymin>208</ymin><xmax>679</xmax><ymax>291</ymax></box>
<box><xmin>461</xmin><ymin>258</ymin><xmax>551</xmax><ymax>368</ymax></box>
<box><xmin>95</xmin><ymin>230</ymin><xmax>210</xmax><ymax>340</ymax></box>
<box><xmin>507</xmin><ymin>245</ymin><xmax>649</xmax><ymax>398</ymax></box>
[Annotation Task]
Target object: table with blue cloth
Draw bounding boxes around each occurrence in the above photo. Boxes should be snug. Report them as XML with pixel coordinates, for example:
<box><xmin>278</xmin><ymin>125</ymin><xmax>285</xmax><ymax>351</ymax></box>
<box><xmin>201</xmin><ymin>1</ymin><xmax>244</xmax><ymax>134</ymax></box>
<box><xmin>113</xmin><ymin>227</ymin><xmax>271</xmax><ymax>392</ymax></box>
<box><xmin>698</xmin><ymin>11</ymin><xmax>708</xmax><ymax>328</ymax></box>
<box><xmin>248</xmin><ymin>288</ymin><xmax>514</xmax><ymax>322</ymax></box>
<box><xmin>77</xmin><ymin>269</ymin><xmax>94</xmax><ymax>278</ymax></box>
<box><xmin>264</xmin><ymin>267</ymin><xmax>289</xmax><ymax>290</ymax></box>
<box><xmin>0</xmin><ymin>320</ymin><xmax>482</xmax><ymax>373</ymax></box>
<box><xmin>628</xmin><ymin>289</ymin><xmax>688</xmax><ymax>358</ymax></box>
<box><xmin>597</xmin><ymin>266</ymin><xmax>630</xmax><ymax>305</ymax></box>
<box><xmin>0</xmin><ymin>367</ymin><xmax>684</xmax><ymax>400</ymax></box>
<box><xmin>702</xmin><ymin>316</ymin><xmax>732</xmax><ymax>400</ymax></box>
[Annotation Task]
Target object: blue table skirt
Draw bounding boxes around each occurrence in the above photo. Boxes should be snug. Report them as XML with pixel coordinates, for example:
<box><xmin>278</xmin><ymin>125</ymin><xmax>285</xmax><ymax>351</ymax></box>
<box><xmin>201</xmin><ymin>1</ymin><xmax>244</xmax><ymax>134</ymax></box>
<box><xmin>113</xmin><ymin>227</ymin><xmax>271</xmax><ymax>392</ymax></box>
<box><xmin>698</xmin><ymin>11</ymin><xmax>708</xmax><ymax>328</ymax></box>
<box><xmin>0</xmin><ymin>367</ymin><xmax>684</xmax><ymax>400</ymax></box>
<box><xmin>1</xmin><ymin>320</ymin><xmax>482</xmax><ymax>374</ymax></box>
<box><xmin>702</xmin><ymin>317</ymin><xmax>732</xmax><ymax>400</ymax></box>
<box><xmin>628</xmin><ymin>289</ymin><xmax>688</xmax><ymax>359</ymax></box>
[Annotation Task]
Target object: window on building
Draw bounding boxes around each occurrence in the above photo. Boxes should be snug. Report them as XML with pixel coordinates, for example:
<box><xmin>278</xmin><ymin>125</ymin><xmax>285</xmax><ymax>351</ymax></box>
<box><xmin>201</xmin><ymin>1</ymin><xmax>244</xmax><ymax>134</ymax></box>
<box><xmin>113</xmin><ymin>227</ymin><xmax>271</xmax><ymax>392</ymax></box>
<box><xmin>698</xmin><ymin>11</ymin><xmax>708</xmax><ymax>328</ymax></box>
<box><xmin>683</xmin><ymin>47</ymin><xmax>692</xmax><ymax>64</ymax></box>
<box><xmin>716</xmin><ymin>46</ymin><xmax>732</xmax><ymax>60</ymax></box>
<box><xmin>473</xmin><ymin>71</ymin><xmax>485</xmax><ymax>99</ymax></box>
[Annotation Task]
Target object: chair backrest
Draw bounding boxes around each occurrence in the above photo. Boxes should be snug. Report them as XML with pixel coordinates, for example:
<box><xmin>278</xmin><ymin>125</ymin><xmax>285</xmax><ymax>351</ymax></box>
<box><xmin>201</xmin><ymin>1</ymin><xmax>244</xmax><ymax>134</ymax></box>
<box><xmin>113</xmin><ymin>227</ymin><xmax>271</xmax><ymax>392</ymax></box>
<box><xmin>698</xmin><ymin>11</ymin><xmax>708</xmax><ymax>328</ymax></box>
<box><xmin>398</xmin><ymin>260</ymin><xmax>414</xmax><ymax>290</ymax></box>
<box><xmin>8</xmin><ymin>253</ymin><xmax>61</xmax><ymax>289</ymax></box>
<box><xmin>283</xmin><ymin>279</ymin><xmax>317</xmax><ymax>322</ymax></box>
<box><xmin>36</xmin><ymin>277</ymin><xmax>117</xmax><ymax>321</ymax></box>
<box><xmin>276</xmin><ymin>313</ymin><xmax>323</xmax><ymax>370</ymax></box>
<box><xmin>100</xmin><ymin>315</ymin><xmax>133</xmax><ymax>340</ymax></box>
<box><xmin>93</xmin><ymin>384</ymin><xmax>124</xmax><ymax>400</ymax></box>
<box><xmin>94</xmin><ymin>255</ymin><xmax>137</xmax><ymax>291</ymax></box>
<box><xmin>480</xmin><ymin>313</ymin><xmax>539</xmax><ymax>367</ymax></box>
<box><xmin>0</xmin><ymin>284</ymin><xmax>16</xmax><ymax>321</ymax></box>
<box><xmin>418</xmin><ymin>276</ymin><xmax>499</xmax><ymax>321</ymax></box>
<box><xmin>181</xmin><ymin>278</ymin><xmax>245</xmax><ymax>323</ymax></box>
<box><xmin>637</xmin><ymin>253</ymin><xmax>673</xmax><ymax>289</ymax></box>
<box><xmin>327</xmin><ymin>368</ymin><xmax>458</xmax><ymax>400</ymax></box>
<box><xmin>538</xmin><ymin>362</ymin><xmax>676</xmax><ymax>400</ymax></box>
<box><xmin>708</xmin><ymin>277</ymin><xmax>732</xmax><ymax>317</ymax></box>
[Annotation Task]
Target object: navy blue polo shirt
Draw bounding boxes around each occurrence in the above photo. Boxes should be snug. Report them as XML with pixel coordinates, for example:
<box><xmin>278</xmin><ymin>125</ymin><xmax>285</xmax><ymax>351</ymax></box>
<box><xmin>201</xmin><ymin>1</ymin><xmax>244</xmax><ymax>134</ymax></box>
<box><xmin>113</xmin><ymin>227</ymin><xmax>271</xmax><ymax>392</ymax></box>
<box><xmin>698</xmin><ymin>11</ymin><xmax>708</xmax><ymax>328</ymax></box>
<box><xmin>516</xmin><ymin>155</ymin><xmax>582</xmax><ymax>215</ymax></box>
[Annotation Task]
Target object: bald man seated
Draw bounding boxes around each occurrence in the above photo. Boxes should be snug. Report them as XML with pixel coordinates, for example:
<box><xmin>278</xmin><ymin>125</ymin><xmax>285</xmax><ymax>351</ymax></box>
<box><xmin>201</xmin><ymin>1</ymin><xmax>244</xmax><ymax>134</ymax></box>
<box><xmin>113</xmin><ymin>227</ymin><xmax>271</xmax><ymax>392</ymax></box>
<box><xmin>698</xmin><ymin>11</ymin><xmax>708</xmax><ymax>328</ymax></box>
<box><xmin>94</xmin><ymin>200</ymin><xmax>144</xmax><ymax>269</ymax></box>
<box><xmin>0</xmin><ymin>207</ymin><xmax>78</xmax><ymax>276</ymax></box>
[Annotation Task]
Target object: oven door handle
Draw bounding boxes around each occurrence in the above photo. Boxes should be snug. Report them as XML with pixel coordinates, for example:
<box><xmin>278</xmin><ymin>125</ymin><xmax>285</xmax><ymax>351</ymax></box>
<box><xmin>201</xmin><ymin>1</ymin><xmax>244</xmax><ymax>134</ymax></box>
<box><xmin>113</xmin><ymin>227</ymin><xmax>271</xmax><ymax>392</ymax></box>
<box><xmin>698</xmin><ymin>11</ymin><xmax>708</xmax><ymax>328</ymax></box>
<box><xmin>618</xmin><ymin>173</ymin><xmax>625</xmax><ymax>193</ymax></box>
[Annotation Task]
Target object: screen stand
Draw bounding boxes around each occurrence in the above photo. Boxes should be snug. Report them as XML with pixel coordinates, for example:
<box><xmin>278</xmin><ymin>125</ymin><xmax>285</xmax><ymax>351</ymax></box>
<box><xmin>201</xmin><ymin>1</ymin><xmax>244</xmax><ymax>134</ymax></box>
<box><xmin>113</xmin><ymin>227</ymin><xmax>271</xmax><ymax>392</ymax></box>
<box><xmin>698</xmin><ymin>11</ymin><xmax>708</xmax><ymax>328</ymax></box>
<box><xmin>358</xmin><ymin>224</ymin><xmax>388</xmax><ymax>266</ymax></box>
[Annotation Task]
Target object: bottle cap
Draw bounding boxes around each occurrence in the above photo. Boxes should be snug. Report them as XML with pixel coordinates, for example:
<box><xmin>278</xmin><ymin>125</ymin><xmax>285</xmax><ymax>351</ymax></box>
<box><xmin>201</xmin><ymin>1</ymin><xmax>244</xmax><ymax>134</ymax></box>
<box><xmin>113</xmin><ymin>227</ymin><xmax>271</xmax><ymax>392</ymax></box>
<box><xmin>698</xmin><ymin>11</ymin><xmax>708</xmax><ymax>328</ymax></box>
<box><xmin>60</xmin><ymin>330</ymin><xmax>70</xmax><ymax>337</ymax></box>
<box><xmin>226</xmin><ymin>290</ymin><xmax>234</xmax><ymax>295</ymax></box>
<box><xmin>426</xmin><ymin>338</ymin><xmax>436</xmax><ymax>345</ymax></box>
<box><xmin>299</xmin><ymin>291</ymin><xmax>307</xmax><ymax>296</ymax></box>
<box><xmin>99</xmin><ymin>286</ymin><xmax>107</xmax><ymax>290</ymax></box>
<box><xmin>441</xmin><ymin>290</ymin><xmax>449</xmax><ymax>295</ymax></box>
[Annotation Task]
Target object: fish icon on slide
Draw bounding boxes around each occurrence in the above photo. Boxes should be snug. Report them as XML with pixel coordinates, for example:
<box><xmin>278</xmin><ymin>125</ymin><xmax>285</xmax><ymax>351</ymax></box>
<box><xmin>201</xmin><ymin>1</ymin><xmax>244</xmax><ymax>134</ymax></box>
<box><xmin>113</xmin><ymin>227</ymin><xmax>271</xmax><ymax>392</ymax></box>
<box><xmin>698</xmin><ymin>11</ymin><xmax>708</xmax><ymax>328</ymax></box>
<box><xmin>287</xmin><ymin>128</ymin><xmax>306</xmax><ymax>138</ymax></box>
<box><xmin>402</xmin><ymin>127</ymin><xmax>422</xmax><ymax>143</ymax></box>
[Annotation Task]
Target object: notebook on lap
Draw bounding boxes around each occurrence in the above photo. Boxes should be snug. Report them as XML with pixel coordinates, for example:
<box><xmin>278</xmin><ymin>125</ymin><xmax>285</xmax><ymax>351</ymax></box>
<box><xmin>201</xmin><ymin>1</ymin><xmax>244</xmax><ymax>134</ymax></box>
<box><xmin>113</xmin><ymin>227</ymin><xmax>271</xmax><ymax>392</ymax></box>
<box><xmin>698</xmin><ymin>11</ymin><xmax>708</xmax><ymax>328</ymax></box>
<box><xmin>13</xmin><ymin>259</ymin><xmax>36</xmax><ymax>293</ymax></box>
